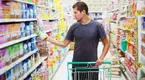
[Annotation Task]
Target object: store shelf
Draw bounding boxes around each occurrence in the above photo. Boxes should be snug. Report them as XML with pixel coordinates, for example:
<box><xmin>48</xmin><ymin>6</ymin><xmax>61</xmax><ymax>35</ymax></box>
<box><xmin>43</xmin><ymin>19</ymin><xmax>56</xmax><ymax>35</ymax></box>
<box><xmin>18</xmin><ymin>56</ymin><xmax>47</xmax><ymax>80</ymax></box>
<box><xmin>118</xmin><ymin>27</ymin><xmax>134</xmax><ymax>32</ymax></box>
<box><xmin>119</xmin><ymin>48</ymin><xmax>135</xmax><ymax>61</ymax></box>
<box><xmin>120</xmin><ymin>60</ymin><xmax>132</xmax><ymax>80</ymax></box>
<box><xmin>0</xmin><ymin>49</ymin><xmax>39</xmax><ymax>75</ymax></box>
<box><xmin>42</xmin><ymin>18</ymin><xmax>58</xmax><ymax>21</ymax></box>
<box><xmin>46</xmin><ymin>28</ymin><xmax>58</xmax><ymax>33</ymax></box>
<box><xmin>0</xmin><ymin>19</ymin><xmax>37</xmax><ymax>23</ymax></box>
<box><xmin>49</xmin><ymin>47</ymin><xmax>70</xmax><ymax>80</ymax></box>
<box><xmin>142</xmin><ymin>42</ymin><xmax>145</xmax><ymax>47</ymax></box>
<box><xmin>125</xmin><ymin>51</ymin><xmax>135</xmax><ymax>61</ymax></box>
<box><xmin>14</xmin><ymin>0</ymin><xmax>35</xmax><ymax>5</ymax></box>
<box><xmin>141</xmin><ymin>15</ymin><xmax>145</xmax><ymax>17</ymax></box>
<box><xmin>109</xmin><ymin>8</ymin><xmax>119</xmax><ymax>13</ymax></box>
<box><xmin>0</xmin><ymin>34</ymin><xmax>37</xmax><ymax>49</ymax></box>
<box><xmin>127</xmin><ymin>41</ymin><xmax>135</xmax><ymax>45</ymax></box>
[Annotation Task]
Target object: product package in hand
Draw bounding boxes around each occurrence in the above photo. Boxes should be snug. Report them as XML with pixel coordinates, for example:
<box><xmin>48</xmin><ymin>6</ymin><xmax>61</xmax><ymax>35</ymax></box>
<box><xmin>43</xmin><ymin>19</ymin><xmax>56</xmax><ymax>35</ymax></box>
<box><xmin>37</xmin><ymin>29</ymin><xmax>48</xmax><ymax>40</ymax></box>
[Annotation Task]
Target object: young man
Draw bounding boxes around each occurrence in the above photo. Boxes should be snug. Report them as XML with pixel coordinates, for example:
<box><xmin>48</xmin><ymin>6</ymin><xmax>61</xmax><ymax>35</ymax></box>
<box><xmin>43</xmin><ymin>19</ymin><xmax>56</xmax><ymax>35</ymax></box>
<box><xmin>45</xmin><ymin>1</ymin><xmax>109</xmax><ymax>80</ymax></box>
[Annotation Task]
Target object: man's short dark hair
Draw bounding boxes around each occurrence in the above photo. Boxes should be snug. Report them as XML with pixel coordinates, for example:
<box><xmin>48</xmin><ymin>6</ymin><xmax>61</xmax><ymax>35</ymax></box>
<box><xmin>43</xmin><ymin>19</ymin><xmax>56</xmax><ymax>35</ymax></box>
<box><xmin>73</xmin><ymin>1</ymin><xmax>88</xmax><ymax>15</ymax></box>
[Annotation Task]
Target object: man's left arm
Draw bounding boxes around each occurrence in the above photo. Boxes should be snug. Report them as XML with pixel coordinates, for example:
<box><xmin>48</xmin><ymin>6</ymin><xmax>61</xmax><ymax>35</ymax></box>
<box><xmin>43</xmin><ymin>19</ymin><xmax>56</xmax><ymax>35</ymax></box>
<box><xmin>96</xmin><ymin>37</ymin><xmax>110</xmax><ymax>66</ymax></box>
<box><xmin>96</xmin><ymin>23</ymin><xmax>110</xmax><ymax>66</ymax></box>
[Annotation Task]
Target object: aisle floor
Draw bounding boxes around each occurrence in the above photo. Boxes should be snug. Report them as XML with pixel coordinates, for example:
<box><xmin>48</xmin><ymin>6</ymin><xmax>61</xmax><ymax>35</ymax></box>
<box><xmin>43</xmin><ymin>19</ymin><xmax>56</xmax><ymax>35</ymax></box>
<box><xmin>52</xmin><ymin>43</ymin><xmax>126</xmax><ymax>80</ymax></box>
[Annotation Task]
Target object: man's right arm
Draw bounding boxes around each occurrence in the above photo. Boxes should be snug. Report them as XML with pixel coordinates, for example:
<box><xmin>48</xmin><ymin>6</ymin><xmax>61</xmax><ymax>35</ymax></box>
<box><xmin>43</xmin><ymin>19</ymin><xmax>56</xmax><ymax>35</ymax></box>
<box><xmin>46</xmin><ymin>37</ymin><xmax>71</xmax><ymax>48</ymax></box>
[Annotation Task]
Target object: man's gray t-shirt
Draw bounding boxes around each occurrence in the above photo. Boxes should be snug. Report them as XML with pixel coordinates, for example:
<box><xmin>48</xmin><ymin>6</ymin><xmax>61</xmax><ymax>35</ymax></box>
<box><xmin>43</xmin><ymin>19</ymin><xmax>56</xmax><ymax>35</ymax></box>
<box><xmin>66</xmin><ymin>20</ymin><xmax>106</xmax><ymax>62</ymax></box>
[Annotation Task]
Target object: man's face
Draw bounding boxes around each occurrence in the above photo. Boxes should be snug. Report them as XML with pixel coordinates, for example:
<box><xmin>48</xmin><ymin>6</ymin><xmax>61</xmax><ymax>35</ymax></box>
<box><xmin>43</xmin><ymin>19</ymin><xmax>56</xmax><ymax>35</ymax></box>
<box><xmin>73</xmin><ymin>8</ymin><xmax>85</xmax><ymax>21</ymax></box>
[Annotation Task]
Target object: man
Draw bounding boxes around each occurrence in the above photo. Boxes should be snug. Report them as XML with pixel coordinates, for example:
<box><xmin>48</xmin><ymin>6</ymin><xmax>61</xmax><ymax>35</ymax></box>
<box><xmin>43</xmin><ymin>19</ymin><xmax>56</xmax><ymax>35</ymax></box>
<box><xmin>45</xmin><ymin>1</ymin><xmax>109</xmax><ymax>80</ymax></box>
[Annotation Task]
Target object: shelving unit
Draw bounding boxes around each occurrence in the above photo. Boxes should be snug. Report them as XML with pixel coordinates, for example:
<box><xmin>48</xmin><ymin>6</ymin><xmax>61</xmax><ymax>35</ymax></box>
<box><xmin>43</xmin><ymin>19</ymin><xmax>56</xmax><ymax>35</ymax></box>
<box><xmin>106</xmin><ymin>0</ymin><xmax>145</xmax><ymax>79</ymax></box>
<box><xmin>0</xmin><ymin>0</ymin><xmax>71</xmax><ymax>80</ymax></box>
<box><xmin>0</xmin><ymin>34</ymin><xmax>37</xmax><ymax>49</ymax></box>
<box><xmin>13</xmin><ymin>0</ymin><xmax>35</xmax><ymax>5</ymax></box>
<box><xmin>18</xmin><ymin>56</ymin><xmax>47</xmax><ymax>80</ymax></box>
<box><xmin>49</xmin><ymin>47</ymin><xmax>70</xmax><ymax>80</ymax></box>
<box><xmin>0</xmin><ymin>49</ymin><xmax>39</xmax><ymax>75</ymax></box>
<box><xmin>0</xmin><ymin>19</ymin><xmax>37</xmax><ymax>23</ymax></box>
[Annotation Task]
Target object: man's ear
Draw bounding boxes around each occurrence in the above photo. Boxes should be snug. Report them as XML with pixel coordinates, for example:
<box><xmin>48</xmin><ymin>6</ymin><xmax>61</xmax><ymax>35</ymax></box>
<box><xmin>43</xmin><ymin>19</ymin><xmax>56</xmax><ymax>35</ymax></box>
<box><xmin>81</xmin><ymin>10</ymin><xmax>86</xmax><ymax>14</ymax></box>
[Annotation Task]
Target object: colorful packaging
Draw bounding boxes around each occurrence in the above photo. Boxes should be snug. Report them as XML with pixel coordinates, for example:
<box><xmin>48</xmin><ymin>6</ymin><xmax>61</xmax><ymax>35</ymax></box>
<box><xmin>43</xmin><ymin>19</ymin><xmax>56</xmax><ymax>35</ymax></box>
<box><xmin>37</xmin><ymin>29</ymin><xmax>48</xmax><ymax>40</ymax></box>
<box><xmin>121</xmin><ymin>39</ymin><xmax>127</xmax><ymax>52</ymax></box>
<box><xmin>5</xmin><ymin>47</ymin><xmax>11</xmax><ymax>65</ymax></box>
<box><xmin>0</xmin><ymin>48</ymin><xmax>6</xmax><ymax>69</ymax></box>
<box><xmin>29</xmin><ymin>22</ymin><xmax>34</xmax><ymax>35</ymax></box>
<box><xmin>5</xmin><ymin>70</ymin><xmax>11</xmax><ymax>80</ymax></box>
<box><xmin>0</xmin><ymin>0</ymin><xmax>2</xmax><ymax>19</ymax></box>
<box><xmin>19</xmin><ymin>43</ymin><xmax>24</xmax><ymax>57</ymax></box>
<box><xmin>21</xmin><ymin>3</ymin><xmax>26</xmax><ymax>19</ymax></box>
<box><xmin>0</xmin><ymin>25</ymin><xmax>8</xmax><ymax>44</ymax></box>
<box><xmin>24</xmin><ymin>22</ymin><xmax>30</xmax><ymax>36</ymax></box>
<box><xmin>11</xmin><ymin>45</ymin><xmax>16</xmax><ymax>62</ymax></box>
<box><xmin>20</xmin><ymin>23</ymin><xmax>25</xmax><ymax>38</ymax></box>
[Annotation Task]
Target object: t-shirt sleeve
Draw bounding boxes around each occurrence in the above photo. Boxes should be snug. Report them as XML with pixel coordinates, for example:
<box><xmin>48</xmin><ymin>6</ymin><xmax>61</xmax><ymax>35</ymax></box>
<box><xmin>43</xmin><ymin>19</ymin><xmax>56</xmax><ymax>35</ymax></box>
<box><xmin>97</xmin><ymin>23</ymin><xmax>107</xmax><ymax>40</ymax></box>
<box><xmin>65</xmin><ymin>26</ymin><xmax>74</xmax><ymax>41</ymax></box>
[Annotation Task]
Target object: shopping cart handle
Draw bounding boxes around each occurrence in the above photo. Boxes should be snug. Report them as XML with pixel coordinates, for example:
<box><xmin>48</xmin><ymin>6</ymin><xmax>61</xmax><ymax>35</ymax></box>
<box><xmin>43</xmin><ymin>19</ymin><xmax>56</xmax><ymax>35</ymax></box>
<box><xmin>67</xmin><ymin>61</ymin><xmax>112</xmax><ymax>65</ymax></box>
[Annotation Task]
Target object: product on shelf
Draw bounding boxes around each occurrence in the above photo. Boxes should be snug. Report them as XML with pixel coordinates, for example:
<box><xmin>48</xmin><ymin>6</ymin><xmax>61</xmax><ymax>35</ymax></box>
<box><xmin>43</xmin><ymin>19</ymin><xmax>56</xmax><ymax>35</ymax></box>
<box><xmin>141</xmin><ymin>46</ymin><xmax>145</xmax><ymax>56</ymax></box>
<box><xmin>142</xmin><ymin>34</ymin><xmax>145</xmax><ymax>43</ymax></box>
<box><xmin>124</xmin><ymin>56</ymin><xmax>137</xmax><ymax>80</ymax></box>
<box><xmin>0</xmin><ymin>24</ymin><xmax>8</xmax><ymax>44</ymax></box>
<box><xmin>142</xmin><ymin>17</ymin><xmax>145</xmax><ymax>30</ymax></box>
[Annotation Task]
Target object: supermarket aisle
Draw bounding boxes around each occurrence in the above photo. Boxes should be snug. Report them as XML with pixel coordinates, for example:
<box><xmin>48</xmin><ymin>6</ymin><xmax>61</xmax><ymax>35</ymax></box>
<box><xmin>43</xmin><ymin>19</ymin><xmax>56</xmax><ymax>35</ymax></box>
<box><xmin>52</xmin><ymin>43</ymin><xmax>125</xmax><ymax>80</ymax></box>
<box><xmin>52</xmin><ymin>50</ymin><xmax>73</xmax><ymax>80</ymax></box>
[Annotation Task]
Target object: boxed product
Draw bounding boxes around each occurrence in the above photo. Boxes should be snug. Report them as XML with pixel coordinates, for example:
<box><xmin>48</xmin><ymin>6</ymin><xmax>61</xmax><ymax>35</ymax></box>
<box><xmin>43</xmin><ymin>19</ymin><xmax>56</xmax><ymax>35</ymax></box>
<box><xmin>2</xmin><ymin>1</ymin><xmax>15</xmax><ymax>19</ymax></box>
<box><xmin>0</xmin><ymin>48</ymin><xmax>6</xmax><ymax>69</ymax></box>
<box><xmin>7</xmin><ymin>24</ymin><xmax>13</xmax><ymax>41</ymax></box>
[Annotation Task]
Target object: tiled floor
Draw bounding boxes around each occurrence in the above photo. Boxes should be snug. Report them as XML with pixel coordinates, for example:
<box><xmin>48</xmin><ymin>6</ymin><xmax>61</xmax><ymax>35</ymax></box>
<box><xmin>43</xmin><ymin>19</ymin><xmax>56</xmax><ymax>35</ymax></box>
<box><xmin>52</xmin><ymin>43</ymin><xmax>126</xmax><ymax>80</ymax></box>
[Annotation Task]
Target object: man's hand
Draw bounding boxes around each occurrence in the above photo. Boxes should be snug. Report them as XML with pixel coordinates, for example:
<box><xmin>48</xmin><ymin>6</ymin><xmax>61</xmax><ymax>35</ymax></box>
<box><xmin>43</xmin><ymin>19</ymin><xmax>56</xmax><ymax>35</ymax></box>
<box><xmin>96</xmin><ymin>58</ymin><xmax>104</xmax><ymax>66</ymax></box>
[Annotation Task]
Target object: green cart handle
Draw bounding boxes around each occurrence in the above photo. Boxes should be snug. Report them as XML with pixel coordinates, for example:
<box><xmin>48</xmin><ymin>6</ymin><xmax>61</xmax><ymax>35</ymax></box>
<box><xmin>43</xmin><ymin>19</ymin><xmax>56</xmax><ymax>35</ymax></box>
<box><xmin>67</xmin><ymin>61</ymin><xmax>112</xmax><ymax>65</ymax></box>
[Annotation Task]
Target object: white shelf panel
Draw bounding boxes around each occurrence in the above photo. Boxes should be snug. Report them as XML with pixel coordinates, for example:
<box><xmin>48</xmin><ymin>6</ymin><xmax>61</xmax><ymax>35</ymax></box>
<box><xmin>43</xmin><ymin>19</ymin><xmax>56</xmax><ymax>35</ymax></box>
<box><xmin>18</xmin><ymin>56</ymin><xmax>47</xmax><ymax>80</ymax></box>
<box><xmin>45</xmin><ymin>28</ymin><xmax>58</xmax><ymax>33</ymax></box>
<box><xmin>125</xmin><ymin>51</ymin><xmax>135</xmax><ymax>61</ymax></box>
<box><xmin>42</xmin><ymin>18</ymin><xmax>58</xmax><ymax>21</ymax></box>
<box><xmin>142</xmin><ymin>31</ymin><xmax>145</xmax><ymax>34</ymax></box>
<box><xmin>0</xmin><ymin>19</ymin><xmax>37</xmax><ymax>23</ymax></box>
<box><xmin>14</xmin><ymin>0</ymin><xmax>35</xmax><ymax>5</ymax></box>
<box><xmin>0</xmin><ymin>49</ymin><xmax>39</xmax><ymax>75</ymax></box>
<box><xmin>0</xmin><ymin>34</ymin><xmax>37</xmax><ymax>49</ymax></box>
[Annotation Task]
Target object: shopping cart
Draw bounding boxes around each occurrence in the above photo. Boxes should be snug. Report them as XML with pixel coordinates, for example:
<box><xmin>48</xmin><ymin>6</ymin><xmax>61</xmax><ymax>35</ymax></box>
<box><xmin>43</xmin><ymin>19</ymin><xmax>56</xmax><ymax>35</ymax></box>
<box><xmin>67</xmin><ymin>61</ymin><xmax>112</xmax><ymax>80</ymax></box>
